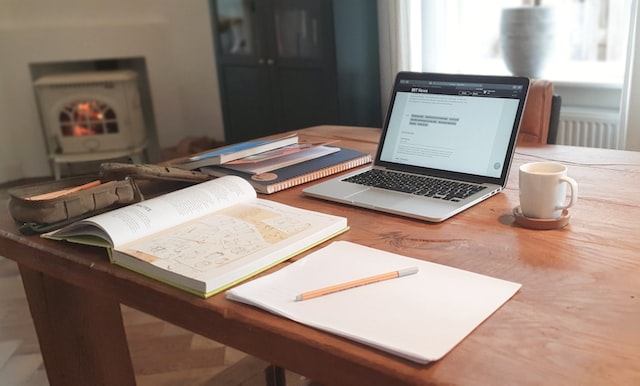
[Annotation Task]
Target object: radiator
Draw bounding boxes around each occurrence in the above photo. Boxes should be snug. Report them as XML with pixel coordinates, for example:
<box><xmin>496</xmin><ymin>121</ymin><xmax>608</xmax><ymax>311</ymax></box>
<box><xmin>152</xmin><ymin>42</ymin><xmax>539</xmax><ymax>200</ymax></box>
<box><xmin>557</xmin><ymin>108</ymin><xmax>621</xmax><ymax>149</ymax></box>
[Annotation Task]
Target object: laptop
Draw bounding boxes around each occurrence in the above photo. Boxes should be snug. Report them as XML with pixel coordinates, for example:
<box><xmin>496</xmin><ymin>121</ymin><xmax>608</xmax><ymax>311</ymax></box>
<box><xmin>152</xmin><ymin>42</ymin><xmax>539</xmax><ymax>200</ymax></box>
<box><xmin>302</xmin><ymin>71</ymin><xmax>530</xmax><ymax>222</ymax></box>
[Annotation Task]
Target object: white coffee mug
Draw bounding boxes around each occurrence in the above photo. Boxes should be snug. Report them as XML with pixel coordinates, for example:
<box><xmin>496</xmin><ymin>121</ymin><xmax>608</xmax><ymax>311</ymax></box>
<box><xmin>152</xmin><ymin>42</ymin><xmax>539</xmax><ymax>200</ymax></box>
<box><xmin>519</xmin><ymin>162</ymin><xmax>578</xmax><ymax>219</ymax></box>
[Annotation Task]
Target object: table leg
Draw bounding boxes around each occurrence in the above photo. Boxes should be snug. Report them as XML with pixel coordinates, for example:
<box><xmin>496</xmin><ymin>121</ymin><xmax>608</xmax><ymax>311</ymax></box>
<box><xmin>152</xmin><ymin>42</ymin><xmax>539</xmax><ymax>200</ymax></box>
<box><xmin>264</xmin><ymin>364</ymin><xmax>287</xmax><ymax>386</ymax></box>
<box><xmin>19</xmin><ymin>265</ymin><xmax>136</xmax><ymax>386</ymax></box>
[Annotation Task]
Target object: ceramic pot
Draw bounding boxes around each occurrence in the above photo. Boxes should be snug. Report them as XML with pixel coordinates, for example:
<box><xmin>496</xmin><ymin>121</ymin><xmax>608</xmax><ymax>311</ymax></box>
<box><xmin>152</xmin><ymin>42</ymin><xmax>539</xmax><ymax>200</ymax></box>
<box><xmin>500</xmin><ymin>6</ymin><xmax>558</xmax><ymax>78</ymax></box>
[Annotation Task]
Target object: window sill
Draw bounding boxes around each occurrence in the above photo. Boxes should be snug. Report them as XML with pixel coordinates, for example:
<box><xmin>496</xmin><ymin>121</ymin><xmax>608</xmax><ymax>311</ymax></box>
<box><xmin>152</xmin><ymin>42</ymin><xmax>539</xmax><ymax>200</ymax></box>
<box><xmin>462</xmin><ymin>59</ymin><xmax>623</xmax><ymax>110</ymax></box>
<box><xmin>454</xmin><ymin>59</ymin><xmax>624</xmax><ymax>90</ymax></box>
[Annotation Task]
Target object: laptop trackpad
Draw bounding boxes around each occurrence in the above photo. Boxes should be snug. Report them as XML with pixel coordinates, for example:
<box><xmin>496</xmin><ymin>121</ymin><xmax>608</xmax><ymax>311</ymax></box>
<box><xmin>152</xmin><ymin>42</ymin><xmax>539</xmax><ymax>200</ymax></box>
<box><xmin>349</xmin><ymin>189</ymin><xmax>413</xmax><ymax>209</ymax></box>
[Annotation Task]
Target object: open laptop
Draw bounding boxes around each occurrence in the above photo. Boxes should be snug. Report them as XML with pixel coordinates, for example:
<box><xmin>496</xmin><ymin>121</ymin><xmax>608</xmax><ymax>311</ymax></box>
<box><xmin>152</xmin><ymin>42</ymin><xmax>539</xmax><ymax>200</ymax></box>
<box><xmin>302</xmin><ymin>71</ymin><xmax>530</xmax><ymax>222</ymax></box>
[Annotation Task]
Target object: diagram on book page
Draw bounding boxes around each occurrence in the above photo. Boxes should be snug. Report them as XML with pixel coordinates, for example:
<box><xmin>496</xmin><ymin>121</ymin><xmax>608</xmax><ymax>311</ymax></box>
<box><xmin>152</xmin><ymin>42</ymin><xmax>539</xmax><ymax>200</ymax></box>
<box><xmin>118</xmin><ymin>203</ymin><xmax>313</xmax><ymax>277</ymax></box>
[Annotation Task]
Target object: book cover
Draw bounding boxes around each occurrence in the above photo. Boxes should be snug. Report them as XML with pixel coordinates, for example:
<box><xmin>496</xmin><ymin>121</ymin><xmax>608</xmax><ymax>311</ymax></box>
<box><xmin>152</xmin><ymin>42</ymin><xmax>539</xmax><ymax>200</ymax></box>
<box><xmin>43</xmin><ymin>176</ymin><xmax>348</xmax><ymax>298</ymax></box>
<box><xmin>172</xmin><ymin>134</ymin><xmax>298</xmax><ymax>170</ymax></box>
<box><xmin>220</xmin><ymin>145</ymin><xmax>340</xmax><ymax>175</ymax></box>
<box><xmin>201</xmin><ymin>147</ymin><xmax>372</xmax><ymax>194</ymax></box>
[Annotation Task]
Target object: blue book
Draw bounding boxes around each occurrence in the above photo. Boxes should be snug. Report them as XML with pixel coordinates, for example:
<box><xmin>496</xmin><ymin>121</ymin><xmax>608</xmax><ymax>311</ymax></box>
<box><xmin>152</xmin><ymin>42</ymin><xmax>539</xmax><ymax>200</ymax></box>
<box><xmin>201</xmin><ymin>147</ymin><xmax>372</xmax><ymax>194</ymax></box>
<box><xmin>173</xmin><ymin>134</ymin><xmax>298</xmax><ymax>169</ymax></box>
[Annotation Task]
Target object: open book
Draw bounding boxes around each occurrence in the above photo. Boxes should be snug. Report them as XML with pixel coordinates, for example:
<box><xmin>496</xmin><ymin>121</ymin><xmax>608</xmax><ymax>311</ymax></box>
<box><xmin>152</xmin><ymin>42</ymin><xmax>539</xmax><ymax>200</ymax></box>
<box><xmin>44</xmin><ymin>176</ymin><xmax>348</xmax><ymax>297</ymax></box>
<box><xmin>227</xmin><ymin>241</ymin><xmax>521</xmax><ymax>363</ymax></box>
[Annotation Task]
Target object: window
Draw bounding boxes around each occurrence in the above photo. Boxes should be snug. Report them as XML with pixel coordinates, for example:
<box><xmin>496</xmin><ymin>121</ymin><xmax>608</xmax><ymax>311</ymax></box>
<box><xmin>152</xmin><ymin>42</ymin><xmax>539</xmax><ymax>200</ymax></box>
<box><xmin>405</xmin><ymin>0</ymin><xmax>632</xmax><ymax>85</ymax></box>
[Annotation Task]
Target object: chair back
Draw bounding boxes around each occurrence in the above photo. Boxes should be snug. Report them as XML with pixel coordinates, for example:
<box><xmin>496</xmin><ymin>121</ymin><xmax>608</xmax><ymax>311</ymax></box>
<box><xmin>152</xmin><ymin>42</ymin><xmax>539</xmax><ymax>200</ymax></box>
<box><xmin>517</xmin><ymin>79</ymin><xmax>558</xmax><ymax>145</ymax></box>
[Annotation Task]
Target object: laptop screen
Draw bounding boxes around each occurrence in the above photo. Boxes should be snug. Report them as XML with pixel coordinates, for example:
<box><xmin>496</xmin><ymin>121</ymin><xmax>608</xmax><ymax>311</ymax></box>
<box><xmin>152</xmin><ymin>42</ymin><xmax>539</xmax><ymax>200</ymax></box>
<box><xmin>377</xmin><ymin>72</ymin><xmax>529</xmax><ymax>184</ymax></box>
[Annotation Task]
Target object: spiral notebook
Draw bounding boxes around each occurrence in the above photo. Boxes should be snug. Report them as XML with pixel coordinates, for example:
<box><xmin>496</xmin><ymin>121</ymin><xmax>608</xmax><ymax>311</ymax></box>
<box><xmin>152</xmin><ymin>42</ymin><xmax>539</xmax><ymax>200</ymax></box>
<box><xmin>201</xmin><ymin>147</ymin><xmax>372</xmax><ymax>194</ymax></box>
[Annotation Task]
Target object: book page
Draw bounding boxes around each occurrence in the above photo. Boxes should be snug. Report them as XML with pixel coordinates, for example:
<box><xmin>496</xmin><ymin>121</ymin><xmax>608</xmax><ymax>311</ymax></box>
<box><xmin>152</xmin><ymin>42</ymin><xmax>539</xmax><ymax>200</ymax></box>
<box><xmin>47</xmin><ymin>176</ymin><xmax>256</xmax><ymax>247</ymax></box>
<box><xmin>115</xmin><ymin>199</ymin><xmax>347</xmax><ymax>287</ymax></box>
<box><xmin>227</xmin><ymin>241</ymin><xmax>521</xmax><ymax>364</ymax></box>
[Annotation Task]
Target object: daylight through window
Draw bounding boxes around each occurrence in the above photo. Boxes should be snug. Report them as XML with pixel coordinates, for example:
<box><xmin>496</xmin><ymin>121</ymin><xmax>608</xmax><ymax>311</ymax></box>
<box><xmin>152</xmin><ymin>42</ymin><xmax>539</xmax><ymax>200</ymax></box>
<box><xmin>408</xmin><ymin>0</ymin><xmax>632</xmax><ymax>84</ymax></box>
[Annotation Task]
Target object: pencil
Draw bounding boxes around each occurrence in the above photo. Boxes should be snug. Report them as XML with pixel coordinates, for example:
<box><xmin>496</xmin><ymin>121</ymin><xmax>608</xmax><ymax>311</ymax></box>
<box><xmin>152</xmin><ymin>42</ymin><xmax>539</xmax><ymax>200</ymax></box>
<box><xmin>295</xmin><ymin>266</ymin><xmax>419</xmax><ymax>301</ymax></box>
<box><xmin>26</xmin><ymin>180</ymin><xmax>102</xmax><ymax>200</ymax></box>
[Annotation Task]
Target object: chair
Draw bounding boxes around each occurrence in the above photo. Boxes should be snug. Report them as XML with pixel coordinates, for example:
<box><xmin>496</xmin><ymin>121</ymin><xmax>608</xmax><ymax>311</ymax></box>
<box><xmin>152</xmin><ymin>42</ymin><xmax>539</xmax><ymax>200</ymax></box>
<box><xmin>517</xmin><ymin>79</ymin><xmax>561</xmax><ymax>145</ymax></box>
<box><xmin>547</xmin><ymin>94</ymin><xmax>562</xmax><ymax>144</ymax></box>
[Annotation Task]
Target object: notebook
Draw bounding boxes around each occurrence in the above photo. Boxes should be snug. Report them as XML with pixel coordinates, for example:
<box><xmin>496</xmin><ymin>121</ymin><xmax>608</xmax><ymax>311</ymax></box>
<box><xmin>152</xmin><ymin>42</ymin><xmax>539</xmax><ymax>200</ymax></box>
<box><xmin>201</xmin><ymin>147</ymin><xmax>372</xmax><ymax>194</ymax></box>
<box><xmin>227</xmin><ymin>241</ymin><xmax>522</xmax><ymax>364</ymax></box>
<box><xmin>303</xmin><ymin>72</ymin><xmax>530</xmax><ymax>222</ymax></box>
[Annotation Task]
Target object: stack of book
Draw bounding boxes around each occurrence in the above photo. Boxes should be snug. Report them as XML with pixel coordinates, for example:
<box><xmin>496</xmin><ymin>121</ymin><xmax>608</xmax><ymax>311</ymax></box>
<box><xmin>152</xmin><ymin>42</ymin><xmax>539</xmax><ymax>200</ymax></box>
<box><xmin>172</xmin><ymin>134</ymin><xmax>372</xmax><ymax>194</ymax></box>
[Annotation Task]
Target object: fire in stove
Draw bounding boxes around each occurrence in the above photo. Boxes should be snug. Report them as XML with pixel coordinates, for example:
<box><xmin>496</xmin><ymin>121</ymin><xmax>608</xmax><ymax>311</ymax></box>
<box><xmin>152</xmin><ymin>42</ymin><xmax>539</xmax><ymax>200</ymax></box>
<box><xmin>34</xmin><ymin>70</ymin><xmax>146</xmax><ymax>155</ymax></box>
<box><xmin>59</xmin><ymin>100</ymin><xmax>119</xmax><ymax>137</ymax></box>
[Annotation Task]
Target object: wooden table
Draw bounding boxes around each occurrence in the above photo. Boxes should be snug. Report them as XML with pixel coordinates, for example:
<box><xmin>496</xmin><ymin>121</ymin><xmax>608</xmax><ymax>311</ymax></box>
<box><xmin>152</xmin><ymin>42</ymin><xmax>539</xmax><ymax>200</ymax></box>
<box><xmin>2</xmin><ymin>125</ymin><xmax>639</xmax><ymax>386</ymax></box>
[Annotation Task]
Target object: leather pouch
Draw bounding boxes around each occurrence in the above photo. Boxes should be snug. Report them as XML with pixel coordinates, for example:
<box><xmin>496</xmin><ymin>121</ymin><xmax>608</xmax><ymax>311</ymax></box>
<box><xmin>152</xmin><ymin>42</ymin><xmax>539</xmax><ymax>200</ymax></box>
<box><xmin>8</xmin><ymin>163</ymin><xmax>213</xmax><ymax>234</ymax></box>
<box><xmin>9</xmin><ymin>175</ymin><xmax>143</xmax><ymax>234</ymax></box>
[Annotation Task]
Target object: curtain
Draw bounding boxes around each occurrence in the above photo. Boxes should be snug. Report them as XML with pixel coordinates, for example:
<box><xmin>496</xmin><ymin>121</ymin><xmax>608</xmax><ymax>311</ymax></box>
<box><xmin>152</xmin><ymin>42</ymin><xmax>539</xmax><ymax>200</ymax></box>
<box><xmin>620</xmin><ymin>0</ymin><xmax>640</xmax><ymax>150</ymax></box>
<box><xmin>376</xmin><ymin>0</ymin><xmax>411</xmax><ymax>119</ymax></box>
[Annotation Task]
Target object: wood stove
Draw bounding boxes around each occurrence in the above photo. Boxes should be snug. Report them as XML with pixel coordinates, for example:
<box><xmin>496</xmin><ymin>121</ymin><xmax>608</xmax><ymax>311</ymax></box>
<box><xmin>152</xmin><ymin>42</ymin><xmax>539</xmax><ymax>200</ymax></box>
<box><xmin>34</xmin><ymin>70</ymin><xmax>147</xmax><ymax>179</ymax></box>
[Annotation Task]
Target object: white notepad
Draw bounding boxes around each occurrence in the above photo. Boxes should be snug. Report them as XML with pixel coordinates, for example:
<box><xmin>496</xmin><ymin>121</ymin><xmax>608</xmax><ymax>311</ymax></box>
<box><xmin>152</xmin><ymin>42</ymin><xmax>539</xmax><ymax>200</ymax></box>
<box><xmin>226</xmin><ymin>241</ymin><xmax>521</xmax><ymax>364</ymax></box>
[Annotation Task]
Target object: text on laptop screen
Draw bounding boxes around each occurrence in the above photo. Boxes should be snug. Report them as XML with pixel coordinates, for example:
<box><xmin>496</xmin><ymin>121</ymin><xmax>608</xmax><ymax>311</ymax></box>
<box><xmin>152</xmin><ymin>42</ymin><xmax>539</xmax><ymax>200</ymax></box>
<box><xmin>379</xmin><ymin>78</ymin><xmax>525</xmax><ymax>178</ymax></box>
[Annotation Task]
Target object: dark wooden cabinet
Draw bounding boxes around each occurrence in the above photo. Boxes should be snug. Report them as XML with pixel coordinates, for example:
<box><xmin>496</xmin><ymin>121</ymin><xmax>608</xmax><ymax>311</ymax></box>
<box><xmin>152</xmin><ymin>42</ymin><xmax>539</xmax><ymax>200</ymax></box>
<box><xmin>211</xmin><ymin>0</ymin><xmax>380</xmax><ymax>143</ymax></box>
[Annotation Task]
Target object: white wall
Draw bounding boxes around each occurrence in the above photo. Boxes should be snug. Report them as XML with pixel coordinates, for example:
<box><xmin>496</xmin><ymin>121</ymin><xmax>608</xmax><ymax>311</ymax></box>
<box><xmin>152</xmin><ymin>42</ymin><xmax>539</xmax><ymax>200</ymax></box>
<box><xmin>0</xmin><ymin>0</ymin><xmax>224</xmax><ymax>183</ymax></box>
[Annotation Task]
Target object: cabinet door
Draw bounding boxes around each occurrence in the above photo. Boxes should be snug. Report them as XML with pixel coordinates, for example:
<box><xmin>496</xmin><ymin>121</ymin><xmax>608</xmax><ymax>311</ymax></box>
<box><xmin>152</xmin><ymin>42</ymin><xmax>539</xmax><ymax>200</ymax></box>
<box><xmin>271</xmin><ymin>0</ymin><xmax>338</xmax><ymax>131</ymax></box>
<box><xmin>213</xmin><ymin>0</ymin><xmax>278</xmax><ymax>143</ymax></box>
<box><xmin>212</xmin><ymin>0</ymin><xmax>338</xmax><ymax>143</ymax></box>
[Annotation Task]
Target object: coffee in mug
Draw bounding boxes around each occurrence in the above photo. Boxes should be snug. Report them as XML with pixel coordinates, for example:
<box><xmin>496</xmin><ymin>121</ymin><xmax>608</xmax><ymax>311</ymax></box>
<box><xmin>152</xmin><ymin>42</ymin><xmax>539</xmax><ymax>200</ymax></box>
<box><xmin>519</xmin><ymin>162</ymin><xmax>578</xmax><ymax>219</ymax></box>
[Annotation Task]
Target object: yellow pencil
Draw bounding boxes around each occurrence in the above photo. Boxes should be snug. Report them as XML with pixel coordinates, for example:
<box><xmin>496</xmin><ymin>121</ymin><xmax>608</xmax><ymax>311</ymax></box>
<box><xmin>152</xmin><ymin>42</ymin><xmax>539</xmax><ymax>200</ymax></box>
<box><xmin>295</xmin><ymin>267</ymin><xmax>419</xmax><ymax>301</ymax></box>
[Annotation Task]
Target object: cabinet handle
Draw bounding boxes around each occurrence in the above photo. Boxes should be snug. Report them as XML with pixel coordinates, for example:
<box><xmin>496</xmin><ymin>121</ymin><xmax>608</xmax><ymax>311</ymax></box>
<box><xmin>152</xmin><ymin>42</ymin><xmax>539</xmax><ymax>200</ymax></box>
<box><xmin>258</xmin><ymin>58</ymin><xmax>265</xmax><ymax>65</ymax></box>
<box><xmin>267</xmin><ymin>59</ymin><xmax>275</xmax><ymax>65</ymax></box>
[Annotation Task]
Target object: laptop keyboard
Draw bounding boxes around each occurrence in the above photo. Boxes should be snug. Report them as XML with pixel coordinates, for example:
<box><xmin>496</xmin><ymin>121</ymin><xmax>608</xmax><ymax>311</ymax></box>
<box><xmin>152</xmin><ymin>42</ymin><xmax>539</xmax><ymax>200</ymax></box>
<box><xmin>343</xmin><ymin>169</ymin><xmax>487</xmax><ymax>202</ymax></box>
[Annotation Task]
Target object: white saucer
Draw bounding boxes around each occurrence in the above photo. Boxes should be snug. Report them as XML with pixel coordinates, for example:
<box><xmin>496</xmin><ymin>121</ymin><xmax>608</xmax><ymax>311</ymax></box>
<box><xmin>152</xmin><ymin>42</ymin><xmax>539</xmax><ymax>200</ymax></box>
<box><xmin>513</xmin><ymin>206</ymin><xmax>571</xmax><ymax>230</ymax></box>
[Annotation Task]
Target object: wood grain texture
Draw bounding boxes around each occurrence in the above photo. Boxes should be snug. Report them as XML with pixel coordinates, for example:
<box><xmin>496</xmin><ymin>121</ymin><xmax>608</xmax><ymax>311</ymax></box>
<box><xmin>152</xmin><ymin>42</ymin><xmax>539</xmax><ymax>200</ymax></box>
<box><xmin>1</xmin><ymin>125</ymin><xmax>639</xmax><ymax>386</ymax></box>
